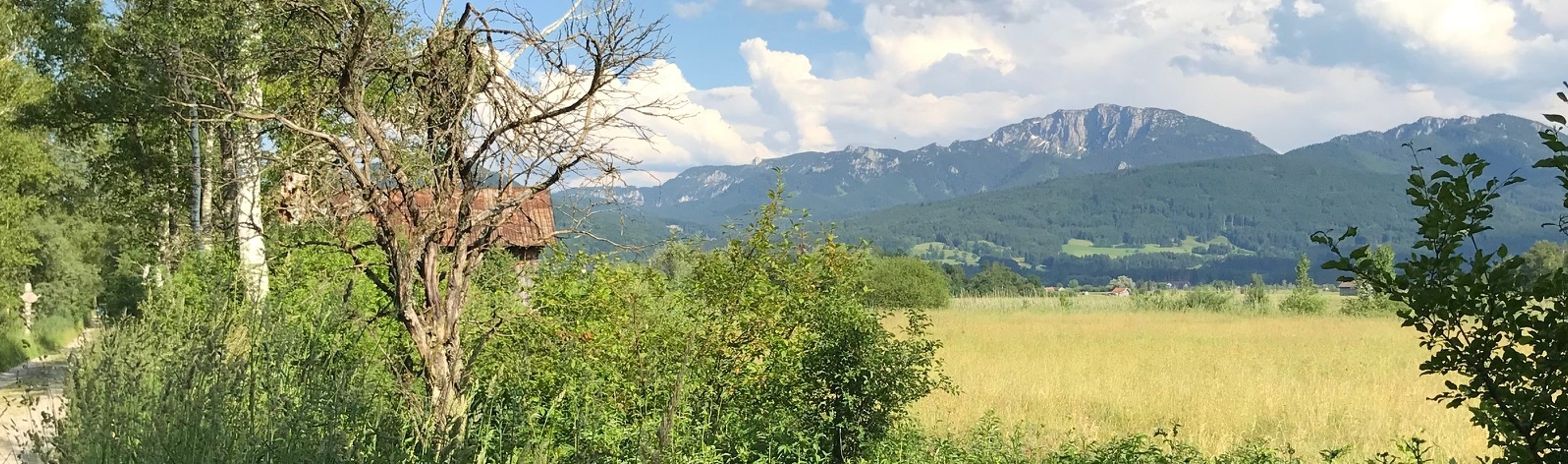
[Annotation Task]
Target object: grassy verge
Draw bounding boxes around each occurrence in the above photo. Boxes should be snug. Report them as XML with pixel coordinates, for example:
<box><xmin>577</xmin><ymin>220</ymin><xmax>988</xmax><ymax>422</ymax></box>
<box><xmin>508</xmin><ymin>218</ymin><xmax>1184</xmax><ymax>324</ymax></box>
<box><xmin>910</xmin><ymin>296</ymin><xmax>1486</xmax><ymax>460</ymax></box>
<box><xmin>0</xmin><ymin>313</ymin><xmax>86</xmax><ymax>372</ymax></box>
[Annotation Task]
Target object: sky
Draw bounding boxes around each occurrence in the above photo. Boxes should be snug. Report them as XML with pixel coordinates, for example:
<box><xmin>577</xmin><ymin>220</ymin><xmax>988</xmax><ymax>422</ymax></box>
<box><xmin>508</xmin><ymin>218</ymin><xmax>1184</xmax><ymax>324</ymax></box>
<box><xmin>455</xmin><ymin>0</ymin><xmax>1568</xmax><ymax>186</ymax></box>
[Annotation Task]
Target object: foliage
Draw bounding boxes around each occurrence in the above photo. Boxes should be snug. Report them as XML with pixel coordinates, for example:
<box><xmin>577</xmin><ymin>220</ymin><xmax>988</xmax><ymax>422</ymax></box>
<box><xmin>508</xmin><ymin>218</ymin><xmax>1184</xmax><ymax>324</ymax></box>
<box><xmin>45</xmin><ymin>251</ymin><xmax>408</xmax><ymax>463</ymax></box>
<box><xmin>863</xmin><ymin>255</ymin><xmax>952</xmax><ymax>308</ymax></box>
<box><xmin>1279</xmin><ymin>255</ymin><xmax>1327</xmax><ymax>314</ymax></box>
<box><xmin>51</xmin><ymin>192</ymin><xmax>947</xmax><ymax>463</ymax></box>
<box><xmin>1181</xmin><ymin>285</ymin><xmax>1234</xmax><ymax>312</ymax></box>
<box><xmin>1318</xmin><ymin>146</ymin><xmax>1568</xmax><ymax>460</ymax></box>
<box><xmin>959</xmin><ymin>263</ymin><xmax>1042</xmax><ymax>296</ymax></box>
<box><xmin>867</xmin><ymin>415</ymin><xmax>1451</xmax><ymax>464</ymax></box>
<box><xmin>1342</xmin><ymin>245</ymin><xmax>1402</xmax><ymax>317</ymax></box>
<box><xmin>1518</xmin><ymin>240</ymin><xmax>1568</xmax><ymax>279</ymax></box>
<box><xmin>1109</xmin><ymin>275</ymin><xmax>1135</xmax><ymax>289</ymax></box>
<box><xmin>1245</xmin><ymin>273</ymin><xmax>1269</xmax><ymax>309</ymax></box>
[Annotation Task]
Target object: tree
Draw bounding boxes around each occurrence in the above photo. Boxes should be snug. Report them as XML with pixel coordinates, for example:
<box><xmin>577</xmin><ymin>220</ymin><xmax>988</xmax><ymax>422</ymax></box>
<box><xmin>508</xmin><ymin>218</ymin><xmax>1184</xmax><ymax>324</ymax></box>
<box><xmin>862</xmin><ymin>256</ymin><xmax>950</xmax><ymax>308</ymax></box>
<box><xmin>1318</xmin><ymin>97</ymin><xmax>1568</xmax><ymax>459</ymax></box>
<box><xmin>1343</xmin><ymin>245</ymin><xmax>1400</xmax><ymax>316</ymax></box>
<box><xmin>1109</xmin><ymin>275</ymin><xmax>1134</xmax><ymax>289</ymax></box>
<box><xmin>1519</xmin><ymin>241</ymin><xmax>1567</xmax><ymax>279</ymax></box>
<box><xmin>966</xmin><ymin>263</ymin><xmax>1038</xmax><ymax>296</ymax></box>
<box><xmin>1279</xmin><ymin>254</ymin><xmax>1325</xmax><ymax>313</ymax></box>
<box><xmin>179</xmin><ymin>0</ymin><xmax>669</xmax><ymax>433</ymax></box>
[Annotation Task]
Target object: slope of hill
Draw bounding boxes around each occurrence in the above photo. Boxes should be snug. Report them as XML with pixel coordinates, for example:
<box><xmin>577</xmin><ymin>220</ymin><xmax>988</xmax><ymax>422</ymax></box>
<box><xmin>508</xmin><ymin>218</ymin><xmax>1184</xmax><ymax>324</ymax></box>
<box><xmin>575</xmin><ymin>104</ymin><xmax>1276</xmax><ymax>223</ymax></box>
<box><xmin>837</xmin><ymin>114</ymin><xmax>1561</xmax><ymax>283</ymax></box>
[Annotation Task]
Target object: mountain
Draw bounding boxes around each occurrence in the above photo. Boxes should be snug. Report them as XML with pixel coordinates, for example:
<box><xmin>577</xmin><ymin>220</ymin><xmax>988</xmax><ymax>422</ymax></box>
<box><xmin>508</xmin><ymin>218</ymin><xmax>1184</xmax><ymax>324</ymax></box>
<box><xmin>578</xmin><ymin>104</ymin><xmax>1277</xmax><ymax>224</ymax></box>
<box><xmin>835</xmin><ymin>113</ymin><xmax>1560</xmax><ymax>284</ymax></box>
<box><xmin>1289</xmin><ymin>114</ymin><xmax>1549</xmax><ymax>176</ymax></box>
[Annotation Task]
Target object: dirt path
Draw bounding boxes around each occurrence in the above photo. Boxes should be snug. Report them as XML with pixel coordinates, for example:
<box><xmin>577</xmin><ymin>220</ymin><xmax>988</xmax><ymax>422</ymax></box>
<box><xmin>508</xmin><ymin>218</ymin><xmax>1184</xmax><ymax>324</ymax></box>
<box><xmin>0</xmin><ymin>331</ymin><xmax>93</xmax><ymax>464</ymax></box>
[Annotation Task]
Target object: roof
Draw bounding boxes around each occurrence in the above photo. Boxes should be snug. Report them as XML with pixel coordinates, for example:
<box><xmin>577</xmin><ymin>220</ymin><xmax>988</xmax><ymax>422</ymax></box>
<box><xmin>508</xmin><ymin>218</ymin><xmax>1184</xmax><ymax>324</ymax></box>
<box><xmin>1109</xmin><ymin>287</ymin><xmax>1130</xmax><ymax>293</ymax></box>
<box><xmin>288</xmin><ymin>187</ymin><xmax>556</xmax><ymax>249</ymax></box>
<box><xmin>392</xmin><ymin>188</ymin><xmax>555</xmax><ymax>249</ymax></box>
<box><xmin>1338</xmin><ymin>280</ymin><xmax>1357</xmax><ymax>289</ymax></box>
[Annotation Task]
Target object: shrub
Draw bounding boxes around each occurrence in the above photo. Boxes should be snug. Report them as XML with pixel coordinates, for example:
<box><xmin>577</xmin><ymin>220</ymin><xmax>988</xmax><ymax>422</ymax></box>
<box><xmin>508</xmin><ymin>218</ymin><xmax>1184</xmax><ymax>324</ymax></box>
<box><xmin>1279</xmin><ymin>289</ymin><xmax>1327</xmax><ymax>314</ymax></box>
<box><xmin>1182</xmin><ymin>285</ymin><xmax>1234</xmax><ymax>312</ymax></box>
<box><xmin>864</xmin><ymin>255</ymin><xmax>951</xmax><ymax>308</ymax></box>
<box><xmin>1244</xmin><ymin>273</ymin><xmax>1269</xmax><ymax>310</ymax></box>
<box><xmin>49</xmin><ymin>192</ymin><xmax>946</xmax><ymax>463</ymax></box>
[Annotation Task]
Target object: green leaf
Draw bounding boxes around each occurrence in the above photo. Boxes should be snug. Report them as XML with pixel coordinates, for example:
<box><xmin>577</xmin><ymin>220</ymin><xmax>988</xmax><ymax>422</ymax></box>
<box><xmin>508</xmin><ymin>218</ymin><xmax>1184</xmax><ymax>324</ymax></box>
<box><xmin>1547</xmin><ymin>114</ymin><xmax>1567</xmax><ymax>125</ymax></box>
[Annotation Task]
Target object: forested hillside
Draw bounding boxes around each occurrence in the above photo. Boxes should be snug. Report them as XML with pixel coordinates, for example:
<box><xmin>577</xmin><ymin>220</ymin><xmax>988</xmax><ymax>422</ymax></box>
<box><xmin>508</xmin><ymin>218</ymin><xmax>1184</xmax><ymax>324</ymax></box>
<box><xmin>844</xmin><ymin>170</ymin><xmax>1556</xmax><ymax>284</ymax></box>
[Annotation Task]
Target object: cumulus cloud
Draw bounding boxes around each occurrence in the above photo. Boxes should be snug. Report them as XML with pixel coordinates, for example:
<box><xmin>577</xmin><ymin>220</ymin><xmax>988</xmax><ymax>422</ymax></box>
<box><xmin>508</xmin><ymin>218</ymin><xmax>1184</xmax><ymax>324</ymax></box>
<box><xmin>598</xmin><ymin>0</ymin><xmax>1568</xmax><ymax>187</ymax></box>
<box><xmin>596</xmin><ymin>60</ymin><xmax>777</xmax><ymax>185</ymax></box>
<box><xmin>1293</xmin><ymin>0</ymin><xmax>1324</xmax><ymax>18</ymax></box>
<box><xmin>684</xmin><ymin>0</ymin><xmax>1567</xmax><ymax>154</ymax></box>
<box><xmin>672</xmin><ymin>0</ymin><xmax>714</xmax><ymax>19</ymax></box>
<box><xmin>800</xmin><ymin>10</ymin><xmax>846</xmax><ymax>30</ymax></box>
<box><xmin>742</xmin><ymin>0</ymin><xmax>829</xmax><ymax>12</ymax></box>
<box><xmin>1355</xmin><ymin>0</ymin><xmax>1522</xmax><ymax>72</ymax></box>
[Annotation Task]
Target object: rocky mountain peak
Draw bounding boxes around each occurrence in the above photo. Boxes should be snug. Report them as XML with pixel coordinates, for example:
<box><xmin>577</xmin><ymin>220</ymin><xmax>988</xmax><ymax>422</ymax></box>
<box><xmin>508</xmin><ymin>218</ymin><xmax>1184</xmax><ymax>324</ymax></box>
<box><xmin>984</xmin><ymin>104</ymin><xmax>1190</xmax><ymax>157</ymax></box>
<box><xmin>1387</xmin><ymin>115</ymin><xmax>1481</xmax><ymax>139</ymax></box>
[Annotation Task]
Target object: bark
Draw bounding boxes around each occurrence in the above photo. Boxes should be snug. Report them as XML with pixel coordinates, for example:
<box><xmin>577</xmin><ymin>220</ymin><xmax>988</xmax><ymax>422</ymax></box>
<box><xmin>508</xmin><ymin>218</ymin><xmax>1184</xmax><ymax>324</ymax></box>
<box><xmin>199</xmin><ymin>130</ymin><xmax>215</xmax><ymax>251</ymax></box>
<box><xmin>234</xmin><ymin>23</ymin><xmax>268</xmax><ymax>302</ymax></box>
<box><xmin>188</xmin><ymin>111</ymin><xmax>204</xmax><ymax>250</ymax></box>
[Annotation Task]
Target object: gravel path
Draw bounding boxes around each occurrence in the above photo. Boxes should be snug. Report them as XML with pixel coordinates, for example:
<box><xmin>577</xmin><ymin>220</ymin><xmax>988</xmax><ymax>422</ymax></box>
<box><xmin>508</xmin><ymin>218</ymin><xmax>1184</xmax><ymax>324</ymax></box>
<box><xmin>0</xmin><ymin>331</ymin><xmax>93</xmax><ymax>464</ymax></box>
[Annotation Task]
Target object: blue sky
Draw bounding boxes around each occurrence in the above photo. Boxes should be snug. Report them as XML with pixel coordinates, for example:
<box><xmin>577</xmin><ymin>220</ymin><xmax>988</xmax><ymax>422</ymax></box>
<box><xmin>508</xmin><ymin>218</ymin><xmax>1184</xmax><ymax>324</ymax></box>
<box><xmin>446</xmin><ymin>0</ymin><xmax>1568</xmax><ymax>185</ymax></box>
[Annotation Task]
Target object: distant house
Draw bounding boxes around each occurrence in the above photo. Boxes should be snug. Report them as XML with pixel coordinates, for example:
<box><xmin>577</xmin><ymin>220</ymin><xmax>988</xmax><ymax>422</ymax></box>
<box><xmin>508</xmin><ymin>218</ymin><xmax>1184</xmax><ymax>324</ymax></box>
<box><xmin>1108</xmin><ymin>287</ymin><xmax>1132</xmax><ymax>297</ymax></box>
<box><xmin>279</xmin><ymin>182</ymin><xmax>556</xmax><ymax>263</ymax></box>
<box><xmin>1042</xmin><ymin>286</ymin><xmax>1059</xmax><ymax>293</ymax></box>
<box><xmin>1337</xmin><ymin>280</ymin><xmax>1358</xmax><ymax>296</ymax></box>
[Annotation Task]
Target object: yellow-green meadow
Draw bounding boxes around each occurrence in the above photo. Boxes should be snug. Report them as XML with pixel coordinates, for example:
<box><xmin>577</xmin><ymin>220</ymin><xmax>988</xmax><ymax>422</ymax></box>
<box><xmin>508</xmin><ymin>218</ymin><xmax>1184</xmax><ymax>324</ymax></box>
<box><xmin>910</xmin><ymin>295</ymin><xmax>1488</xmax><ymax>460</ymax></box>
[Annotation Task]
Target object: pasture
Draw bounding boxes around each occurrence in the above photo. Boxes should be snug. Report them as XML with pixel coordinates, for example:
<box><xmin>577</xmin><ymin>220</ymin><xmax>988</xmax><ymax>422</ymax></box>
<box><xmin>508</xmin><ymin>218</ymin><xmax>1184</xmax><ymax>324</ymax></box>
<box><xmin>910</xmin><ymin>295</ymin><xmax>1488</xmax><ymax>459</ymax></box>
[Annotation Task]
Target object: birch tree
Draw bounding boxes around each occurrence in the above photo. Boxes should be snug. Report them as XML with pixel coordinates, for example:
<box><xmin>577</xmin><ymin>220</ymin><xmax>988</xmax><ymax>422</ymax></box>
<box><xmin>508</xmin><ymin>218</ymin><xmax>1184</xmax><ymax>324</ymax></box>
<box><xmin>187</xmin><ymin>0</ymin><xmax>669</xmax><ymax>436</ymax></box>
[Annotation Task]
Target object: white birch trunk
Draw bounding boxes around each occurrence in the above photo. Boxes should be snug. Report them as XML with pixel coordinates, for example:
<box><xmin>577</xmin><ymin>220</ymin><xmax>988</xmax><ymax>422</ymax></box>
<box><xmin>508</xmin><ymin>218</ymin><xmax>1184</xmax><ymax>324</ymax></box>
<box><xmin>234</xmin><ymin>25</ymin><xmax>268</xmax><ymax>303</ymax></box>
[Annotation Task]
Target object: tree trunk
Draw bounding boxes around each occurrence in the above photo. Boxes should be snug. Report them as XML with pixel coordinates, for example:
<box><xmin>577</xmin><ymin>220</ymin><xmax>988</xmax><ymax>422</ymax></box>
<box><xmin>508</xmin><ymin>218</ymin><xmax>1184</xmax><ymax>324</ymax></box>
<box><xmin>199</xmin><ymin>130</ymin><xmax>215</xmax><ymax>251</ymax></box>
<box><xmin>188</xmin><ymin>111</ymin><xmax>205</xmax><ymax>250</ymax></box>
<box><xmin>234</xmin><ymin>25</ymin><xmax>268</xmax><ymax>303</ymax></box>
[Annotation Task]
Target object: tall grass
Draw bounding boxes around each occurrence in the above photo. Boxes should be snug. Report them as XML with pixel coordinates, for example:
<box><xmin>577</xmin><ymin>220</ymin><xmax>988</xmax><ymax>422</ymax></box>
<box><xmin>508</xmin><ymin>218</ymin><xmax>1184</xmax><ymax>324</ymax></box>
<box><xmin>911</xmin><ymin>296</ymin><xmax>1485</xmax><ymax>461</ymax></box>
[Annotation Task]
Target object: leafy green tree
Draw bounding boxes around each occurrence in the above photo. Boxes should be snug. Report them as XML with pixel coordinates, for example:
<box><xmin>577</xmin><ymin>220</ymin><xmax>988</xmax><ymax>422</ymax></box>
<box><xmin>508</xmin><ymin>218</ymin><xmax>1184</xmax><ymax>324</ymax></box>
<box><xmin>862</xmin><ymin>256</ymin><xmax>951</xmax><ymax>308</ymax></box>
<box><xmin>1519</xmin><ymin>240</ymin><xmax>1568</xmax><ymax>279</ymax></box>
<box><xmin>1109</xmin><ymin>275</ymin><xmax>1135</xmax><ymax>289</ymax></box>
<box><xmin>1342</xmin><ymin>245</ymin><xmax>1401</xmax><ymax>316</ymax></box>
<box><xmin>966</xmin><ymin>263</ymin><xmax>1039</xmax><ymax>296</ymax></box>
<box><xmin>1319</xmin><ymin>100</ymin><xmax>1568</xmax><ymax>459</ymax></box>
<box><xmin>1279</xmin><ymin>254</ymin><xmax>1325</xmax><ymax>313</ymax></box>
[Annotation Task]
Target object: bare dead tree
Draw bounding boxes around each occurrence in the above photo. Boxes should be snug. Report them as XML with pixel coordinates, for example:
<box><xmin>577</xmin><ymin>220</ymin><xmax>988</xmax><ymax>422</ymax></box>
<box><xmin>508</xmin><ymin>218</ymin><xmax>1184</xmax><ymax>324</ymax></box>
<box><xmin>181</xmin><ymin>0</ymin><xmax>670</xmax><ymax>437</ymax></box>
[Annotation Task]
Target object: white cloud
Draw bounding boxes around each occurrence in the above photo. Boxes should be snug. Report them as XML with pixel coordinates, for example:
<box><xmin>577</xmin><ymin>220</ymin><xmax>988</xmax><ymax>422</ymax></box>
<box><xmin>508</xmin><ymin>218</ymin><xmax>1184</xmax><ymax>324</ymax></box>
<box><xmin>598</xmin><ymin>61</ymin><xmax>777</xmax><ymax>183</ymax></box>
<box><xmin>687</xmin><ymin>0</ymin><xmax>1533</xmax><ymax>154</ymax></box>
<box><xmin>616</xmin><ymin>0</ymin><xmax>1568</xmax><ymax>187</ymax></box>
<box><xmin>742</xmin><ymin>0</ymin><xmax>829</xmax><ymax>12</ymax></box>
<box><xmin>1293</xmin><ymin>0</ymin><xmax>1324</xmax><ymax>18</ymax></box>
<box><xmin>672</xmin><ymin>0</ymin><xmax>714</xmax><ymax>19</ymax></box>
<box><xmin>800</xmin><ymin>10</ymin><xmax>846</xmax><ymax>30</ymax></box>
<box><xmin>1521</xmin><ymin>0</ymin><xmax>1568</xmax><ymax>30</ymax></box>
<box><xmin>1355</xmin><ymin>0</ymin><xmax>1521</xmax><ymax>73</ymax></box>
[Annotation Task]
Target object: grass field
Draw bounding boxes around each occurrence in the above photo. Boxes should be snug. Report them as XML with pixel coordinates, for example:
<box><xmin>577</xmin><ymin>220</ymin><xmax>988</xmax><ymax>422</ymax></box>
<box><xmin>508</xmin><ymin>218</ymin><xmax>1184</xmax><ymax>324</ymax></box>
<box><xmin>1059</xmin><ymin>236</ymin><xmax>1253</xmax><ymax>258</ymax></box>
<box><xmin>910</xmin><ymin>295</ymin><xmax>1488</xmax><ymax>460</ymax></box>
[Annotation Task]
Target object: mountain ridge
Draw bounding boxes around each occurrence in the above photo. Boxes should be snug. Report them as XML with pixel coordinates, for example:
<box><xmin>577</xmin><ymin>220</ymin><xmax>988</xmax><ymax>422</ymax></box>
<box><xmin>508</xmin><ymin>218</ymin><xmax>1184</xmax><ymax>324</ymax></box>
<box><xmin>570</xmin><ymin>103</ymin><xmax>1277</xmax><ymax>223</ymax></box>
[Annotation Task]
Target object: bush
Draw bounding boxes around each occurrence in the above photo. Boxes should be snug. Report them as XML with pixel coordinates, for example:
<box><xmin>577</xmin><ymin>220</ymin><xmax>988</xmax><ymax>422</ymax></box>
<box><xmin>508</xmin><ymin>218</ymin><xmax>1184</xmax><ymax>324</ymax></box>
<box><xmin>1279</xmin><ymin>289</ymin><xmax>1327</xmax><ymax>314</ymax></box>
<box><xmin>1182</xmin><ymin>285</ymin><xmax>1234</xmax><ymax>312</ymax></box>
<box><xmin>1244</xmin><ymin>273</ymin><xmax>1269</xmax><ymax>310</ymax></box>
<box><xmin>864</xmin><ymin>256</ymin><xmax>951</xmax><ymax>308</ymax></box>
<box><xmin>49</xmin><ymin>194</ymin><xmax>946</xmax><ymax>463</ymax></box>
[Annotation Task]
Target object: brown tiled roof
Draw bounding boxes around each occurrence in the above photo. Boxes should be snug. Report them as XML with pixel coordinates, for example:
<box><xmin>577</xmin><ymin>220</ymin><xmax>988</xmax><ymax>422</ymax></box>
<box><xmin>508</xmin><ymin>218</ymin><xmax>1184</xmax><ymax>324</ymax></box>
<box><xmin>389</xmin><ymin>188</ymin><xmax>555</xmax><ymax>248</ymax></box>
